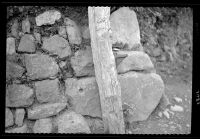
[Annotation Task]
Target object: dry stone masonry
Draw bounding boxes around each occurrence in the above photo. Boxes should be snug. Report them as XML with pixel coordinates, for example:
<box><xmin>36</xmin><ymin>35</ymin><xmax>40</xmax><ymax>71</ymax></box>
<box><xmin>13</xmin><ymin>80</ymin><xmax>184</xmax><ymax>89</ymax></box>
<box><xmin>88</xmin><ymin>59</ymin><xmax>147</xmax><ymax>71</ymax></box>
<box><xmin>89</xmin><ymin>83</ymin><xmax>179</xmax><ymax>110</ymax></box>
<box><xmin>6</xmin><ymin>7</ymin><xmax>166</xmax><ymax>134</ymax></box>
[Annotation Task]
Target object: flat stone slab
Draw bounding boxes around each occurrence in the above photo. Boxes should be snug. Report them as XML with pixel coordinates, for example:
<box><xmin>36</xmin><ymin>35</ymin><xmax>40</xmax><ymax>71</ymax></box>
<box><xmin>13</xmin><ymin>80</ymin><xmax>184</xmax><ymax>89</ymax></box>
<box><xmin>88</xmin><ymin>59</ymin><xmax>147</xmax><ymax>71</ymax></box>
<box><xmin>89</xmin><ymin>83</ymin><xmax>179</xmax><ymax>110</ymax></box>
<box><xmin>5</xmin><ymin>108</ymin><xmax>14</xmax><ymax>128</ymax></box>
<box><xmin>27</xmin><ymin>103</ymin><xmax>67</xmax><ymax>119</ymax></box>
<box><xmin>15</xmin><ymin>108</ymin><xmax>25</xmax><ymax>127</ymax></box>
<box><xmin>18</xmin><ymin>34</ymin><xmax>36</xmax><ymax>53</ymax></box>
<box><xmin>25</xmin><ymin>54</ymin><xmax>59</xmax><ymax>80</ymax></box>
<box><xmin>6</xmin><ymin>84</ymin><xmax>34</xmax><ymax>107</ymax></box>
<box><xmin>42</xmin><ymin>35</ymin><xmax>71</xmax><ymax>58</ymax></box>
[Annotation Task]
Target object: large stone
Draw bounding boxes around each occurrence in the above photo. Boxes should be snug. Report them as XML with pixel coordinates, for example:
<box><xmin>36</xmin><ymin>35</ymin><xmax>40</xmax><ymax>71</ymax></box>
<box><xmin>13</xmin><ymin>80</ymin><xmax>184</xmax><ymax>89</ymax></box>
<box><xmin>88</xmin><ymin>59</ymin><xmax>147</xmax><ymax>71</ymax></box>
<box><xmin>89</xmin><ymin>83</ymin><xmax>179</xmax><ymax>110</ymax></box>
<box><xmin>64</xmin><ymin>17</ymin><xmax>82</xmax><ymax>45</ymax></box>
<box><xmin>56</xmin><ymin>110</ymin><xmax>91</xmax><ymax>133</ymax></box>
<box><xmin>36</xmin><ymin>10</ymin><xmax>61</xmax><ymax>26</ymax></box>
<box><xmin>25</xmin><ymin>54</ymin><xmax>59</xmax><ymax>80</ymax></box>
<box><xmin>27</xmin><ymin>103</ymin><xmax>67</xmax><ymax>119</ymax></box>
<box><xmin>22</xmin><ymin>17</ymin><xmax>31</xmax><ymax>33</ymax></box>
<box><xmin>7</xmin><ymin>37</ymin><xmax>16</xmax><ymax>55</ymax></box>
<box><xmin>5</xmin><ymin>123</ymin><xmax>27</xmax><ymax>133</ymax></box>
<box><xmin>6</xmin><ymin>84</ymin><xmax>34</xmax><ymax>107</ymax></box>
<box><xmin>5</xmin><ymin>108</ymin><xmax>14</xmax><ymax>127</ymax></box>
<box><xmin>65</xmin><ymin>78</ymin><xmax>101</xmax><ymax>117</ymax></box>
<box><xmin>65</xmin><ymin>72</ymin><xmax>164</xmax><ymax>122</ymax></box>
<box><xmin>15</xmin><ymin>108</ymin><xmax>25</xmax><ymax>127</ymax></box>
<box><xmin>6</xmin><ymin>61</ymin><xmax>25</xmax><ymax>81</ymax></box>
<box><xmin>18</xmin><ymin>34</ymin><xmax>36</xmax><ymax>53</ymax></box>
<box><xmin>42</xmin><ymin>35</ymin><xmax>71</xmax><ymax>58</ymax></box>
<box><xmin>33</xmin><ymin>118</ymin><xmax>53</xmax><ymax>133</ymax></box>
<box><xmin>110</xmin><ymin>7</ymin><xmax>141</xmax><ymax>50</ymax></box>
<box><xmin>116</xmin><ymin>51</ymin><xmax>155</xmax><ymax>74</ymax></box>
<box><xmin>35</xmin><ymin>79</ymin><xmax>64</xmax><ymax>103</ymax></box>
<box><xmin>71</xmin><ymin>47</ymin><xmax>95</xmax><ymax>77</ymax></box>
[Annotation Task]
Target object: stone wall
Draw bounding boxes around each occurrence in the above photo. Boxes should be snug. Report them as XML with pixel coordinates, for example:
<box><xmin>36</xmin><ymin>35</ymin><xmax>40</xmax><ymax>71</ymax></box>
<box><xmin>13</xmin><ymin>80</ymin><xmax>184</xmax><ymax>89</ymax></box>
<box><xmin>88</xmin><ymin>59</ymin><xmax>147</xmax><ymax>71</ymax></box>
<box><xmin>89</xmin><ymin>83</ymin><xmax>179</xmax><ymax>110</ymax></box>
<box><xmin>6</xmin><ymin>7</ymin><xmax>165</xmax><ymax>134</ymax></box>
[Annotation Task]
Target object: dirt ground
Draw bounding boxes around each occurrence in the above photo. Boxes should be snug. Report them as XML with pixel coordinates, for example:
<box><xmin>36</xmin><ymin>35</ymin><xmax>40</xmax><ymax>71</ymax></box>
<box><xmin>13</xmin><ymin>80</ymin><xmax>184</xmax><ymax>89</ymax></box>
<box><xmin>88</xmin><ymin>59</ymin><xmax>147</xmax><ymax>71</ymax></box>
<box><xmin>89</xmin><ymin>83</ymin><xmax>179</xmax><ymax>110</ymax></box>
<box><xmin>128</xmin><ymin>61</ymin><xmax>192</xmax><ymax>134</ymax></box>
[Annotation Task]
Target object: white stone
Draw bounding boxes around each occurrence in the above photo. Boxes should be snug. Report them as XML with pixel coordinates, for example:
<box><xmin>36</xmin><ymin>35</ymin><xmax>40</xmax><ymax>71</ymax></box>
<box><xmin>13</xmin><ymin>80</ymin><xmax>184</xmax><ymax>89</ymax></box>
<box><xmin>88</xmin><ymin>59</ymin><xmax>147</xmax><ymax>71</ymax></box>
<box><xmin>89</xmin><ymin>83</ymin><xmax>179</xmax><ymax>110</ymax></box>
<box><xmin>170</xmin><ymin>105</ymin><xmax>184</xmax><ymax>112</ymax></box>
<box><xmin>15</xmin><ymin>108</ymin><xmax>25</xmax><ymax>127</ymax></box>
<box><xmin>174</xmin><ymin>97</ymin><xmax>183</xmax><ymax>103</ymax></box>
<box><xmin>7</xmin><ymin>37</ymin><xmax>16</xmax><ymax>55</ymax></box>
<box><xmin>163</xmin><ymin>109</ymin><xmax>170</xmax><ymax>119</ymax></box>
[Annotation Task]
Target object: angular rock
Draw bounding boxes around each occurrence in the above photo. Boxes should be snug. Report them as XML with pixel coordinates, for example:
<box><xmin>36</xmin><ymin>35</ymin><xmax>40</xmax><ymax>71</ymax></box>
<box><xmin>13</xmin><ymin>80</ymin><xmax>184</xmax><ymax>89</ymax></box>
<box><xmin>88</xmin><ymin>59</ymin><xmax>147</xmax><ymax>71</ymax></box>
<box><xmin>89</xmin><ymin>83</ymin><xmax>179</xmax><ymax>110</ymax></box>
<box><xmin>27</xmin><ymin>103</ymin><xmax>67</xmax><ymax>119</ymax></box>
<box><xmin>5</xmin><ymin>123</ymin><xmax>27</xmax><ymax>133</ymax></box>
<box><xmin>33</xmin><ymin>118</ymin><xmax>53</xmax><ymax>133</ymax></box>
<box><xmin>65</xmin><ymin>72</ymin><xmax>164</xmax><ymax>122</ymax></box>
<box><xmin>71</xmin><ymin>47</ymin><xmax>95</xmax><ymax>77</ymax></box>
<box><xmin>81</xmin><ymin>25</ymin><xmax>90</xmax><ymax>40</ymax></box>
<box><xmin>25</xmin><ymin>54</ymin><xmax>59</xmax><ymax>80</ymax></box>
<box><xmin>7</xmin><ymin>37</ymin><xmax>16</xmax><ymax>55</ymax></box>
<box><xmin>18</xmin><ymin>34</ymin><xmax>36</xmax><ymax>53</ymax></box>
<box><xmin>15</xmin><ymin>108</ymin><xmax>25</xmax><ymax>127</ymax></box>
<box><xmin>11</xmin><ymin>19</ymin><xmax>19</xmax><ymax>38</ymax></box>
<box><xmin>5</xmin><ymin>108</ymin><xmax>14</xmax><ymax>127</ymax></box>
<box><xmin>36</xmin><ymin>10</ymin><xmax>61</xmax><ymax>26</ymax></box>
<box><xmin>116</xmin><ymin>51</ymin><xmax>155</xmax><ymax>74</ymax></box>
<box><xmin>6</xmin><ymin>61</ymin><xmax>25</xmax><ymax>81</ymax></box>
<box><xmin>35</xmin><ymin>78</ymin><xmax>64</xmax><ymax>103</ymax></box>
<box><xmin>34</xmin><ymin>32</ymin><xmax>41</xmax><ymax>43</ymax></box>
<box><xmin>6</xmin><ymin>84</ymin><xmax>34</xmax><ymax>107</ymax></box>
<box><xmin>110</xmin><ymin>7</ymin><xmax>141</xmax><ymax>50</ymax></box>
<box><xmin>65</xmin><ymin>78</ymin><xmax>101</xmax><ymax>117</ymax></box>
<box><xmin>22</xmin><ymin>17</ymin><xmax>31</xmax><ymax>33</ymax></box>
<box><xmin>58</xmin><ymin>26</ymin><xmax>67</xmax><ymax>38</ymax></box>
<box><xmin>56</xmin><ymin>110</ymin><xmax>91</xmax><ymax>133</ymax></box>
<box><xmin>42</xmin><ymin>35</ymin><xmax>71</xmax><ymax>58</ymax></box>
<box><xmin>64</xmin><ymin>17</ymin><xmax>82</xmax><ymax>45</ymax></box>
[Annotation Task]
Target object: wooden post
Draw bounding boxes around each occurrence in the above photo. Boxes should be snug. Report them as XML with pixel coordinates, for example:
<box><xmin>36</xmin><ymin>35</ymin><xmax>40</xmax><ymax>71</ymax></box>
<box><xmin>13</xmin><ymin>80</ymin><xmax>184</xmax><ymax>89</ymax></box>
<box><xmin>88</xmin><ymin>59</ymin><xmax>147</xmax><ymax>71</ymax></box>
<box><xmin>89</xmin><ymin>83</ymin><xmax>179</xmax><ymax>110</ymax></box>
<box><xmin>88</xmin><ymin>7</ymin><xmax>125</xmax><ymax>134</ymax></box>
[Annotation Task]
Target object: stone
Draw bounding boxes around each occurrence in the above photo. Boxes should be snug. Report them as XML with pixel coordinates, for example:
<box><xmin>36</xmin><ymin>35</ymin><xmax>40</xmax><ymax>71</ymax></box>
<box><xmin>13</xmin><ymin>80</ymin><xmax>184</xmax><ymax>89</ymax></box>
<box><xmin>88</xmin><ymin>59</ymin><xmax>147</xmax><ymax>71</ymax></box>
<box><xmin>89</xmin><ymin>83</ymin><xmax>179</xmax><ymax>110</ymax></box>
<box><xmin>22</xmin><ymin>17</ymin><xmax>31</xmax><ymax>33</ymax></box>
<box><xmin>34</xmin><ymin>32</ymin><xmax>41</xmax><ymax>43</ymax></box>
<box><xmin>58</xmin><ymin>26</ymin><xmax>67</xmax><ymax>38</ymax></box>
<box><xmin>71</xmin><ymin>47</ymin><xmax>95</xmax><ymax>77</ymax></box>
<box><xmin>65</xmin><ymin>72</ymin><xmax>164</xmax><ymax>122</ymax></box>
<box><xmin>173</xmin><ymin>97</ymin><xmax>183</xmax><ymax>103</ymax></box>
<box><xmin>35</xmin><ymin>78</ymin><xmax>64</xmax><ymax>103</ymax></box>
<box><xmin>116</xmin><ymin>51</ymin><xmax>155</xmax><ymax>74</ymax></box>
<box><xmin>11</xmin><ymin>19</ymin><xmax>19</xmax><ymax>38</ymax></box>
<box><xmin>6</xmin><ymin>61</ymin><xmax>25</xmax><ymax>81</ymax></box>
<box><xmin>56</xmin><ymin>110</ymin><xmax>91</xmax><ymax>133</ymax></box>
<box><xmin>110</xmin><ymin>7</ymin><xmax>141</xmax><ymax>50</ymax></box>
<box><xmin>18</xmin><ymin>34</ymin><xmax>36</xmax><ymax>53</ymax></box>
<box><xmin>7</xmin><ymin>37</ymin><xmax>16</xmax><ymax>55</ymax></box>
<box><xmin>5</xmin><ymin>108</ymin><xmax>14</xmax><ymax>127</ymax></box>
<box><xmin>25</xmin><ymin>54</ymin><xmax>59</xmax><ymax>80</ymax></box>
<box><xmin>15</xmin><ymin>108</ymin><xmax>25</xmax><ymax>127</ymax></box>
<box><xmin>27</xmin><ymin>103</ymin><xmax>67</xmax><ymax>119</ymax></box>
<box><xmin>5</xmin><ymin>123</ymin><xmax>27</xmax><ymax>133</ymax></box>
<box><xmin>36</xmin><ymin>10</ymin><xmax>61</xmax><ymax>26</ymax></box>
<box><xmin>64</xmin><ymin>17</ymin><xmax>82</xmax><ymax>45</ymax></box>
<box><xmin>170</xmin><ymin>105</ymin><xmax>184</xmax><ymax>112</ymax></box>
<box><xmin>163</xmin><ymin>109</ymin><xmax>170</xmax><ymax>119</ymax></box>
<box><xmin>85</xmin><ymin>118</ymin><xmax>104</xmax><ymax>134</ymax></box>
<box><xmin>152</xmin><ymin>47</ymin><xmax>162</xmax><ymax>57</ymax></box>
<box><xmin>6</xmin><ymin>84</ymin><xmax>34</xmax><ymax>107</ymax></box>
<box><xmin>65</xmin><ymin>78</ymin><xmax>101</xmax><ymax>117</ymax></box>
<box><xmin>157</xmin><ymin>93</ymin><xmax>171</xmax><ymax>110</ymax></box>
<box><xmin>42</xmin><ymin>35</ymin><xmax>71</xmax><ymax>58</ymax></box>
<box><xmin>81</xmin><ymin>25</ymin><xmax>90</xmax><ymax>39</ymax></box>
<box><xmin>33</xmin><ymin>118</ymin><xmax>53</xmax><ymax>133</ymax></box>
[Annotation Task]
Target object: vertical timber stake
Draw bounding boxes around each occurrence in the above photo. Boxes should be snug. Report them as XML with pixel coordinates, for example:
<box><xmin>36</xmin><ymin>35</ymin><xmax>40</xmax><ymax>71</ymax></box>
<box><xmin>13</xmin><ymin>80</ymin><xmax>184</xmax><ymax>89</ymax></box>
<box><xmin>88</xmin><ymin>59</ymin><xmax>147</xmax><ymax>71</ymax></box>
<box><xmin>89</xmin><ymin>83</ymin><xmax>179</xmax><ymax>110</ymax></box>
<box><xmin>88</xmin><ymin>7</ymin><xmax>125</xmax><ymax>134</ymax></box>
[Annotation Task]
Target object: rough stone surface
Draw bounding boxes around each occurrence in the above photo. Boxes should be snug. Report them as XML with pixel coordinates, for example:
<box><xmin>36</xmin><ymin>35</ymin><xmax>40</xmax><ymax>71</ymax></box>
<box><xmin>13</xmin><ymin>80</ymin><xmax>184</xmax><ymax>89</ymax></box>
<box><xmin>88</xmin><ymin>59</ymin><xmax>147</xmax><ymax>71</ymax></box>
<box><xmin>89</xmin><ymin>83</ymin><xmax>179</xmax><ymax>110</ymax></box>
<box><xmin>6</xmin><ymin>84</ymin><xmax>34</xmax><ymax>107</ymax></box>
<box><xmin>81</xmin><ymin>26</ymin><xmax>90</xmax><ymax>39</ymax></box>
<box><xmin>15</xmin><ymin>108</ymin><xmax>25</xmax><ymax>127</ymax></box>
<box><xmin>64</xmin><ymin>17</ymin><xmax>82</xmax><ymax>45</ymax></box>
<box><xmin>36</xmin><ymin>10</ymin><xmax>61</xmax><ymax>26</ymax></box>
<box><xmin>56</xmin><ymin>110</ymin><xmax>91</xmax><ymax>133</ymax></box>
<box><xmin>42</xmin><ymin>35</ymin><xmax>71</xmax><ymax>58</ymax></box>
<box><xmin>110</xmin><ymin>7</ymin><xmax>141</xmax><ymax>50</ymax></box>
<box><xmin>33</xmin><ymin>118</ymin><xmax>53</xmax><ymax>133</ymax></box>
<box><xmin>35</xmin><ymin>78</ymin><xmax>63</xmax><ymax>103</ymax></box>
<box><xmin>22</xmin><ymin>17</ymin><xmax>31</xmax><ymax>33</ymax></box>
<box><xmin>11</xmin><ymin>19</ymin><xmax>19</xmax><ymax>38</ymax></box>
<box><xmin>65</xmin><ymin>78</ymin><xmax>101</xmax><ymax>117</ymax></box>
<box><xmin>85</xmin><ymin>117</ymin><xmax>104</xmax><ymax>134</ymax></box>
<box><xmin>65</xmin><ymin>72</ymin><xmax>164</xmax><ymax>122</ymax></box>
<box><xmin>18</xmin><ymin>34</ymin><xmax>36</xmax><ymax>53</ymax></box>
<box><xmin>34</xmin><ymin>32</ymin><xmax>41</xmax><ymax>43</ymax></box>
<box><xmin>71</xmin><ymin>47</ymin><xmax>95</xmax><ymax>77</ymax></box>
<box><xmin>25</xmin><ymin>54</ymin><xmax>59</xmax><ymax>80</ymax></box>
<box><xmin>5</xmin><ymin>123</ymin><xmax>27</xmax><ymax>133</ymax></box>
<box><xmin>5</xmin><ymin>108</ymin><xmax>14</xmax><ymax>127</ymax></box>
<box><xmin>58</xmin><ymin>26</ymin><xmax>67</xmax><ymax>38</ymax></box>
<box><xmin>6</xmin><ymin>61</ymin><xmax>25</xmax><ymax>81</ymax></box>
<box><xmin>7</xmin><ymin>37</ymin><xmax>16</xmax><ymax>55</ymax></box>
<box><xmin>27</xmin><ymin>103</ymin><xmax>67</xmax><ymax>119</ymax></box>
<box><xmin>117</xmin><ymin>51</ymin><xmax>155</xmax><ymax>74</ymax></box>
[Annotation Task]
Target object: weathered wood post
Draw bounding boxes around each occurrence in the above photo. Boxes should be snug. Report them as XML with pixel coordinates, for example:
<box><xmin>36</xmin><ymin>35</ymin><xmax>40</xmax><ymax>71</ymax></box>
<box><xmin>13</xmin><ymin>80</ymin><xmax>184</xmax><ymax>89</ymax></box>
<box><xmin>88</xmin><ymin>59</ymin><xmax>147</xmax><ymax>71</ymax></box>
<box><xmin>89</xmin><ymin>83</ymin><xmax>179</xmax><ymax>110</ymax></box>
<box><xmin>88</xmin><ymin>7</ymin><xmax>125</xmax><ymax>134</ymax></box>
